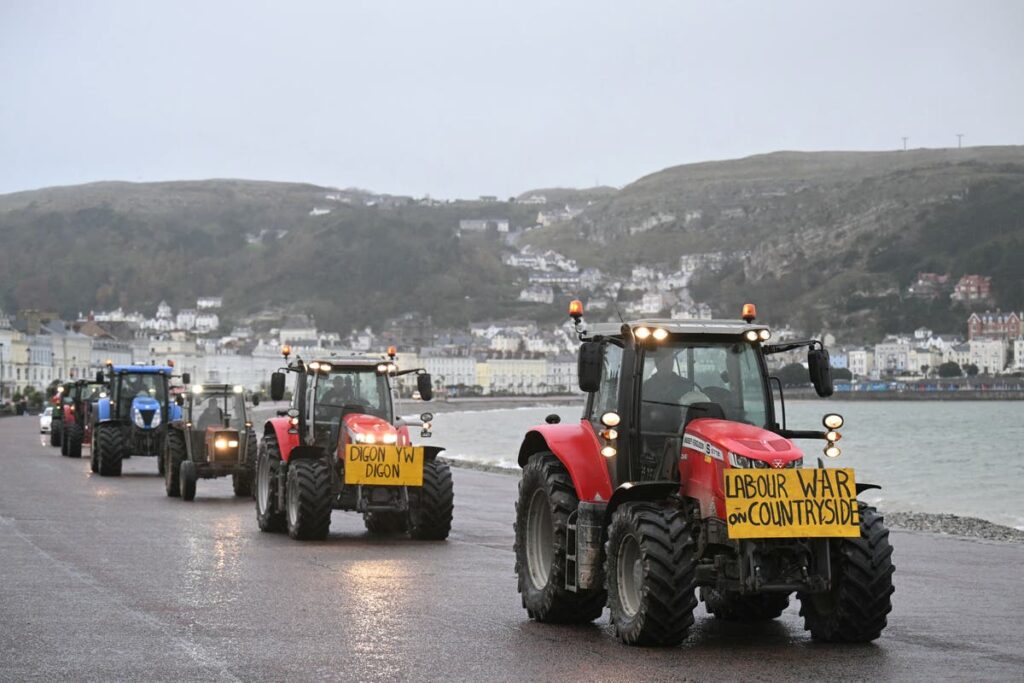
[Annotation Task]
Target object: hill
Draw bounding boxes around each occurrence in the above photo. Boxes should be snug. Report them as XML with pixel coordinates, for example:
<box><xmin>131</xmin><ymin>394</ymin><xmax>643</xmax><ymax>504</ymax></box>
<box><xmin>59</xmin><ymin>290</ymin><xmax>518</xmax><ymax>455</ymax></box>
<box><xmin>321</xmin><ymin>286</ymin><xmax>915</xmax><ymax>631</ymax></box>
<box><xmin>2</xmin><ymin>147</ymin><xmax>1023</xmax><ymax>339</ymax></box>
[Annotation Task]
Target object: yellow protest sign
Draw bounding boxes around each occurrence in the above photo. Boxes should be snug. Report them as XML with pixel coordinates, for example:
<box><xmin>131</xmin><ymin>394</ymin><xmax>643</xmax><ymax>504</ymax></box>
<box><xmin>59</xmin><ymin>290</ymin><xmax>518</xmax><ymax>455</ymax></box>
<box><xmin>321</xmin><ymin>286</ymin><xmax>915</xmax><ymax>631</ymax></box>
<box><xmin>723</xmin><ymin>468</ymin><xmax>860</xmax><ymax>539</ymax></box>
<box><xmin>344</xmin><ymin>445</ymin><xmax>424</xmax><ymax>486</ymax></box>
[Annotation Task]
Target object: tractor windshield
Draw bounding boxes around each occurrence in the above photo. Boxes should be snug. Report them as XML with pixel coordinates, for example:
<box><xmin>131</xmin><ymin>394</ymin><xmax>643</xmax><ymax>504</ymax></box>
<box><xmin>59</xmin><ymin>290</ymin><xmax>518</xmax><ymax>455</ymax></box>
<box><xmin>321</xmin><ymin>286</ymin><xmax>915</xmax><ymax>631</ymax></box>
<box><xmin>115</xmin><ymin>373</ymin><xmax>167</xmax><ymax>415</ymax></box>
<box><xmin>191</xmin><ymin>391</ymin><xmax>247</xmax><ymax>431</ymax></box>
<box><xmin>312</xmin><ymin>367</ymin><xmax>393</xmax><ymax>446</ymax></box>
<box><xmin>640</xmin><ymin>340</ymin><xmax>769</xmax><ymax>431</ymax></box>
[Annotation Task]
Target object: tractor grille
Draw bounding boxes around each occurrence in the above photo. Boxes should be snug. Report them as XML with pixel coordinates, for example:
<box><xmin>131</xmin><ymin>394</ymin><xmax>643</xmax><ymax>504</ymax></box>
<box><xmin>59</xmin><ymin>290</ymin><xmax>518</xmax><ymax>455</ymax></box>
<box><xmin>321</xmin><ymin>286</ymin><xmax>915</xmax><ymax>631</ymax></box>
<box><xmin>139</xmin><ymin>409</ymin><xmax>156</xmax><ymax>426</ymax></box>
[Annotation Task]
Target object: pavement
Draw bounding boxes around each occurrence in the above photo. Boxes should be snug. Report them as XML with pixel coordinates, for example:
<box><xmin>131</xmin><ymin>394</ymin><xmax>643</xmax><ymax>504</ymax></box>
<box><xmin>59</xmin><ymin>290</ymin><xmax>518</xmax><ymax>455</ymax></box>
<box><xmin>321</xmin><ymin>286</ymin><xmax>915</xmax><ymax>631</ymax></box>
<box><xmin>1</xmin><ymin>416</ymin><xmax>1022</xmax><ymax>682</ymax></box>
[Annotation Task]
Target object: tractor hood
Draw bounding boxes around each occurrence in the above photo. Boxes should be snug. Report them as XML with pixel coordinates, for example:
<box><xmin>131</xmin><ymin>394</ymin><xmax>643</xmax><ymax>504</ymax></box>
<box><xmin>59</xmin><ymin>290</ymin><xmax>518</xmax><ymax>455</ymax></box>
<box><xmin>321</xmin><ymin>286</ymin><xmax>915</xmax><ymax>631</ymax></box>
<box><xmin>684</xmin><ymin>418</ymin><xmax>803</xmax><ymax>468</ymax></box>
<box><xmin>341</xmin><ymin>413</ymin><xmax>404</xmax><ymax>447</ymax></box>
<box><xmin>131</xmin><ymin>395</ymin><xmax>163</xmax><ymax>429</ymax></box>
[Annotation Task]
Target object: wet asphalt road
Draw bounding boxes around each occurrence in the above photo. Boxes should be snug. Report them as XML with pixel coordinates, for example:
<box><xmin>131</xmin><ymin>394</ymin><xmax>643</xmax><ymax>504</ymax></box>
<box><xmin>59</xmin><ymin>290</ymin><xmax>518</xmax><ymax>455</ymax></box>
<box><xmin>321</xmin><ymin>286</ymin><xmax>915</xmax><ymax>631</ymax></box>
<box><xmin>1</xmin><ymin>416</ymin><xmax>1023</xmax><ymax>682</ymax></box>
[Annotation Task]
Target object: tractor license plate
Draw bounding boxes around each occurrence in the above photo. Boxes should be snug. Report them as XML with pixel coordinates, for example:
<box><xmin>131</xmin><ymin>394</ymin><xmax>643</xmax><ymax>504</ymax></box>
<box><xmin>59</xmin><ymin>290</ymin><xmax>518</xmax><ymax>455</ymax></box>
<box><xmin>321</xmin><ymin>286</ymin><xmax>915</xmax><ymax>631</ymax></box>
<box><xmin>344</xmin><ymin>445</ymin><xmax>424</xmax><ymax>486</ymax></box>
<box><xmin>723</xmin><ymin>468</ymin><xmax>860</xmax><ymax>539</ymax></box>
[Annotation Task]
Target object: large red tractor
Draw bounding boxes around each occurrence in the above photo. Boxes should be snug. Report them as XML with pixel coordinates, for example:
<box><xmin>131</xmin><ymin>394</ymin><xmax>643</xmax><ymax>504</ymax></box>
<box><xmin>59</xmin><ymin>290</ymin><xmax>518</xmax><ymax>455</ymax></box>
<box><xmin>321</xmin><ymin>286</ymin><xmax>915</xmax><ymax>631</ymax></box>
<box><xmin>255</xmin><ymin>347</ymin><xmax>453</xmax><ymax>541</ymax></box>
<box><xmin>54</xmin><ymin>379</ymin><xmax>105</xmax><ymax>458</ymax></box>
<box><xmin>515</xmin><ymin>301</ymin><xmax>894</xmax><ymax>646</ymax></box>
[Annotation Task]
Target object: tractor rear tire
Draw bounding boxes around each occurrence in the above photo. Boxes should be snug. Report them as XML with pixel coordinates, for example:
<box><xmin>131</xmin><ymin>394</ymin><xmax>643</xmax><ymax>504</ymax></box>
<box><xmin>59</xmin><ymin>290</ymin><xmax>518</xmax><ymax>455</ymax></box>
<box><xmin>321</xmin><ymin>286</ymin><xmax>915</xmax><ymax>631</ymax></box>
<box><xmin>606</xmin><ymin>503</ymin><xmax>697</xmax><ymax>646</ymax></box>
<box><xmin>165</xmin><ymin>429</ymin><xmax>186</xmax><ymax>497</ymax></box>
<box><xmin>285</xmin><ymin>459</ymin><xmax>332</xmax><ymax>540</ymax></box>
<box><xmin>95</xmin><ymin>425</ymin><xmax>124</xmax><ymax>477</ymax></box>
<box><xmin>157</xmin><ymin>445</ymin><xmax>166</xmax><ymax>476</ymax></box>
<box><xmin>180</xmin><ymin>460</ymin><xmax>197</xmax><ymax>501</ymax></box>
<box><xmin>50</xmin><ymin>420</ymin><xmax>62</xmax><ymax>447</ymax></box>
<box><xmin>65</xmin><ymin>423</ymin><xmax>84</xmax><ymax>459</ymax></box>
<box><xmin>364</xmin><ymin>511</ymin><xmax>409</xmax><ymax>535</ymax></box>
<box><xmin>701</xmin><ymin>588</ymin><xmax>790</xmax><ymax>621</ymax></box>
<box><xmin>515</xmin><ymin>452</ymin><xmax>606</xmax><ymax>624</ymax></box>
<box><xmin>409</xmin><ymin>459</ymin><xmax>454</xmax><ymax>540</ymax></box>
<box><xmin>798</xmin><ymin>503</ymin><xmax>894</xmax><ymax>643</ymax></box>
<box><xmin>242</xmin><ymin>430</ymin><xmax>258</xmax><ymax>499</ymax></box>
<box><xmin>256</xmin><ymin>436</ymin><xmax>286</xmax><ymax>533</ymax></box>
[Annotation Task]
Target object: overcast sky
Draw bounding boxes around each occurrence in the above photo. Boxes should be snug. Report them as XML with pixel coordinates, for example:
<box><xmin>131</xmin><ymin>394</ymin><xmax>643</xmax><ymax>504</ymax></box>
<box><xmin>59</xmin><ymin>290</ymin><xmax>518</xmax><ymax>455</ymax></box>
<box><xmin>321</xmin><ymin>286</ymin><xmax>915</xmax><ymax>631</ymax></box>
<box><xmin>1</xmin><ymin>0</ymin><xmax>1022</xmax><ymax>198</ymax></box>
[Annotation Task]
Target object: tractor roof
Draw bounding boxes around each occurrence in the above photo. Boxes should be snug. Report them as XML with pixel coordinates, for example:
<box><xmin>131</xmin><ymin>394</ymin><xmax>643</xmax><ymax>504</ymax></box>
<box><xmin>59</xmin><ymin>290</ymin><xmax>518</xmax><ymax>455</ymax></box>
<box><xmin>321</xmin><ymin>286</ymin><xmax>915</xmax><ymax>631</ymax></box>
<box><xmin>308</xmin><ymin>356</ymin><xmax>383</xmax><ymax>367</ymax></box>
<box><xmin>111</xmin><ymin>365</ymin><xmax>174</xmax><ymax>374</ymax></box>
<box><xmin>191</xmin><ymin>383</ymin><xmax>243</xmax><ymax>394</ymax></box>
<box><xmin>584</xmin><ymin>318</ymin><xmax>768</xmax><ymax>339</ymax></box>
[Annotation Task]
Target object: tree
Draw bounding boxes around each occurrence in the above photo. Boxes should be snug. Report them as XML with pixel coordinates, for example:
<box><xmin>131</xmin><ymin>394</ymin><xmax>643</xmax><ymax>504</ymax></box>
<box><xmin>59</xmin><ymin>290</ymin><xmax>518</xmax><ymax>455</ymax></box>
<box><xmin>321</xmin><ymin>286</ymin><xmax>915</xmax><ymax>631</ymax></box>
<box><xmin>776</xmin><ymin>363</ymin><xmax>809</xmax><ymax>387</ymax></box>
<box><xmin>964</xmin><ymin>363</ymin><xmax>980</xmax><ymax>377</ymax></box>
<box><xmin>833</xmin><ymin>367</ymin><xmax>853</xmax><ymax>381</ymax></box>
<box><xmin>937</xmin><ymin>361</ymin><xmax>962</xmax><ymax>378</ymax></box>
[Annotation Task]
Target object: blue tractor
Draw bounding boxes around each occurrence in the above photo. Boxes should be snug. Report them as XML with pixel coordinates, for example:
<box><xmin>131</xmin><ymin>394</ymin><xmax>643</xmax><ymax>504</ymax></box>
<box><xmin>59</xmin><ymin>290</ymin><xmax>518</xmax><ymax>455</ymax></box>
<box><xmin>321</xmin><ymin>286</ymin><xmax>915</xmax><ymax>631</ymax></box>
<box><xmin>90</xmin><ymin>363</ymin><xmax>187</xmax><ymax>477</ymax></box>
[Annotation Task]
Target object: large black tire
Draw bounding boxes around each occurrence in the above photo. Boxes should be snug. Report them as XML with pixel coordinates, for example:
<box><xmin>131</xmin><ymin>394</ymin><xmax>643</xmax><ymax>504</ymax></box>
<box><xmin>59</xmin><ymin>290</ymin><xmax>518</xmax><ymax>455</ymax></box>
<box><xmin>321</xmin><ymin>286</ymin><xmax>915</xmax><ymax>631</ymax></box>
<box><xmin>164</xmin><ymin>429</ymin><xmax>186</xmax><ymax>497</ymax></box>
<box><xmin>364</xmin><ymin>511</ymin><xmax>409</xmax><ymax>535</ymax></box>
<box><xmin>606</xmin><ymin>503</ymin><xmax>697</xmax><ymax>646</ymax></box>
<box><xmin>95</xmin><ymin>425</ymin><xmax>123</xmax><ymax>477</ymax></box>
<box><xmin>255</xmin><ymin>435</ymin><xmax>286</xmax><ymax>532</ymax></box>
<box><xmin>232</xmin><ymin>472</ymin><xmax>253</xmax><ymax>498</ymax></box>
<box><xmin>285</xmin><ymin>459</ymin><xmax>332</xmax><ymax>540</ymax></box>
<box><xmin>799</xmin><ymin>503</ymin><xmax>895</xmax><ymax>643</ymax></box>
<box><xmin>242</xmin><ymin>431</ymin><xmax>258</xmax><ymax>499</ymax></box>
<box><xmin>408</xmin><ymin>459</ymin><xmax>454</xmax><ymax>540</ymax></box>
<box><xmin>515</xmin><ymin>452</ymin><xmax>606</xmax><ymax>623</ymax></box>
<box><xmin>50</xmin><ymin>420</ymin><xmax>62</xmax><ymax>447</ymax></box>
<box><xmin>701</xmin><ymin>588</ymin><xmax>790</xmax><ymax>621</ymax></box>
<box><xmin>89</xmin><ymin>423</ymin><xmax>99</xmax><ymax>473</ymax></box>
<box><xmin>180</xmin><ymin>460</ymin><xmax>197</xmax><ymax>501</ymax></box>
<box><xmin>157</xmin><ymin>444</ymin><xmax>166</xmax><ymax>476</ymax></box>
<box><xmin>65</xmin><ymin>423</ymin><xmax>84</xmax><ymax>459</ymax></box>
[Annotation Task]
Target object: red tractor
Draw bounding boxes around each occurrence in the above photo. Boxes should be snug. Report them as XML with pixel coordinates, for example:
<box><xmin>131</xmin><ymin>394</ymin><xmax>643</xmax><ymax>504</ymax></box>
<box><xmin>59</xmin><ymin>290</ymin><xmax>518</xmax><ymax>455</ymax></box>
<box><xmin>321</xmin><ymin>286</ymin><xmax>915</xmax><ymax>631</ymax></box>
<box><xmin>53</xmin><ymin>379</ymin><xmax>105</xmax><ymax>458</ymax></box>
<box><xmin>255</xmin><ymin>347</ymin><xmax>453</xmax><ymax>541</ymax></box>
<box><xmin>514</xmin><ymin>301</ymin><xmax>894</xmax><ymax>646</ymax></box>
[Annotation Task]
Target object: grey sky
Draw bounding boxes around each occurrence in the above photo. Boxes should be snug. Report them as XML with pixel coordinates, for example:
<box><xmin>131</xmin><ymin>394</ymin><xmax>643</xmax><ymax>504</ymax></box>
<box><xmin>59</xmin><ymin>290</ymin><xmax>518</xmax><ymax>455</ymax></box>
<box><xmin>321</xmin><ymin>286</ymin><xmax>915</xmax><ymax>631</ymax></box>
<box><xmin>1</xmin><ymin>0</ymin><xmax>1022</xmax><ymax>198</ymax></box>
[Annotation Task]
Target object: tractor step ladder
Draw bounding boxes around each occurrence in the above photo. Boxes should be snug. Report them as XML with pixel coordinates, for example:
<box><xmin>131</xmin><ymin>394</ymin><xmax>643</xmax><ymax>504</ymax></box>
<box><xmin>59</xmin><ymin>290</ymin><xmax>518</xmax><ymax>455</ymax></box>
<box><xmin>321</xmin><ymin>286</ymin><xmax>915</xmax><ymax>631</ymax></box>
<box><xmin>565</xmin><ymin>509</ymin><xmax>579</xmax><ymax>592</ymax></box>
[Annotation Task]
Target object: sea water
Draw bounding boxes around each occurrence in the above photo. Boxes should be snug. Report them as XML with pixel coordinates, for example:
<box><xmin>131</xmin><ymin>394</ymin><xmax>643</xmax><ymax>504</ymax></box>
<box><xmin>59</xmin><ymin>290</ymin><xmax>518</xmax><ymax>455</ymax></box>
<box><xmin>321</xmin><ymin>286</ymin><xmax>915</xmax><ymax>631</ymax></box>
<box><xmin>429</xmin><ymin>400</ymin><xmax>1024</xmax><ymax>529</ymax></box>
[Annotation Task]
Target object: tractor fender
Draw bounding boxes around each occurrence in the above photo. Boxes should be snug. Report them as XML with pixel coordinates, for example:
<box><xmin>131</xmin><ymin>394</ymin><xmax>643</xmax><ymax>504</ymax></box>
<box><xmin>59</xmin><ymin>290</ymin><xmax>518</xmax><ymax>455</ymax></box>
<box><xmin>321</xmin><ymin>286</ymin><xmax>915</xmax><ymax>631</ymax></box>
<box><xmin>605</xmin><ymin>481</ymin><xmax>681</xmax><ymax>523</ymax></box>
<box><xmin>95</xmin><ymin>397</ymin><xmax>112</xmax><ymax>422</ymax></box>
<box><xmin>264</xmin><ymin>416</ymin><xmax>300</xmax><ymax>462</ymax></box>
<box><xmin>62</xmin><ymin>406</ymin><xmax>74</xmax><ymax>426</ymax></box>
<box><xmin>517</xmin><ymin>420</ymin><xmax>612</xmax><ymax>503</ymax></box>
<box><xmin>422</xmin><ymin>445</ymin><xmax>445</xmax><ymax>462</ymax></box>
<box><xmin>856</xmin><ymin>482</ymin><xmax>881</xmax><ymax>494</ymax></box>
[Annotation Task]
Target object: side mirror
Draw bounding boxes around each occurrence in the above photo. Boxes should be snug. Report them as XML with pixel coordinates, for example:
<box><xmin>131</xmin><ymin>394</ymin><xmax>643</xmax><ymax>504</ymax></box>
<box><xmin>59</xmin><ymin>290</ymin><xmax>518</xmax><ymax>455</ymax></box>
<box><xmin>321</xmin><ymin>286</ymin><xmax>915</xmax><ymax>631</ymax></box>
<box><xmin>808</xmin><ymin>347</ymin><xmax>834</xmax><ymax>398</ymax></box>
<box><xmin>577</xmin><ymin>341</ymin><xmax>603</xmax><ymax>393</ymax></box>
<box><xmin>182</xmin><ymin>372</ymin><xmax>191</xmax><ymax>385</ymax></box>
<box><xmin>417</xmin><ymin>373</ymin><xmax>434</xmax><ymax>401</ymax></box>
<box><xmin>95</xmin><ymin>371</ymin><xmax>105</xmax><ymax>383</ymax></box>
<box><xmin>251</xmin><ymin>394</ymin><xmax>260</xmax><ymax>406</ymax></box>
<box><xmin>270</xmin><ymin>372</ymin><xmax>287</xmax><ymax>401</ymax></box>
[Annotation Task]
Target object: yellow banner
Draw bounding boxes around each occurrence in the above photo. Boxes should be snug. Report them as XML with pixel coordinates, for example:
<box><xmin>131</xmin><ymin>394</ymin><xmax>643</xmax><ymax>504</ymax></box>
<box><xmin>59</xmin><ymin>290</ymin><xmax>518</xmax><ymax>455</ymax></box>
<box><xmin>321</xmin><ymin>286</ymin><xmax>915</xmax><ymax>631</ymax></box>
<box><xmin>723</xmin><ymin>468</ymin><xmax>860</xmax><ymax>539</ymax></box>
<box><xmin>344</xmin><ymin>444</ymin><xmax>424</xmax><ymax>486</ymax></box>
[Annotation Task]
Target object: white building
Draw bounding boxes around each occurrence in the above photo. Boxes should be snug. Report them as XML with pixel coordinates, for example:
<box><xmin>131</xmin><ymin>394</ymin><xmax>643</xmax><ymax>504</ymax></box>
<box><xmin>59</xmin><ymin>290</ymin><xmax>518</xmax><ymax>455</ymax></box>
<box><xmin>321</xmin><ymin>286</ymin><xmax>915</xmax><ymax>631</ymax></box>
<box><xmin>518</xmin><ymin>285</ymin><xmax>554</xmax><ymax>304</ymax></box>
<box><xmin>969</xmin><ymin>339</ymin><xmax>1007</xmax><ymax>375</ymax></box>
<box><xmin>1014</xmin><ymin>337</ymin><xmax>1024</xmax><ymax>370</ymax></box>
<box><xmin>847</xmin><ymin>348</ymin><xmax>873</xmax><ymax>378</ymax></box>
<box><xmin>874</xmin><ymin>340</ymin><xmax>912</xmax><ymax>375</ymax></box>
<box><xmin>176</xmin><ymin>309</ymin><xmax>197</xmax><ymax>330</ymax></box>
<box><xmin>194</xmin><ymin>313</ymin><xmax>220</xmax><ymax>334</ymax></box>
<box><xmin>419</xmin><ymin>355</ymin><xmax>477</xmax><ymax>389</ymax></box>
<box><xmin>197</xmin><ymin>297</ymin><xmax>223</xmax><ymax>310</ymax></box>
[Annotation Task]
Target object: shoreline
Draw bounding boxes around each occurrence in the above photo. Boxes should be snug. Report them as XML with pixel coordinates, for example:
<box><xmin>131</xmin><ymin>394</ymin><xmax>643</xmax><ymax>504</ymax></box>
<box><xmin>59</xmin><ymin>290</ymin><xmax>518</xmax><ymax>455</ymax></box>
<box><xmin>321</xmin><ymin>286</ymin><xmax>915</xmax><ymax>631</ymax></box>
<box><xmin>440</xmin><ymin>456</ymin><xmax>1024</xmax><ymax>544</ymax></box>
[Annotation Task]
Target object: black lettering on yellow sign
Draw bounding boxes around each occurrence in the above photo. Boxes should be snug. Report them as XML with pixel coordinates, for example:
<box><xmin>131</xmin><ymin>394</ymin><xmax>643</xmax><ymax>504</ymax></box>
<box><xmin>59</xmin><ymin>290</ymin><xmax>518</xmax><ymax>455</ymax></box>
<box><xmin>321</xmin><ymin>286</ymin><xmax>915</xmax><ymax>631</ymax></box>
<box><xmin>344</xmin><ymin>445</ymin><xmax>424</xmax><ymax>486</ymax></box>
<box><xmin>723</xmin><ymin>468</ymin><xmax>860</xmax><ymax>539</ymax></box>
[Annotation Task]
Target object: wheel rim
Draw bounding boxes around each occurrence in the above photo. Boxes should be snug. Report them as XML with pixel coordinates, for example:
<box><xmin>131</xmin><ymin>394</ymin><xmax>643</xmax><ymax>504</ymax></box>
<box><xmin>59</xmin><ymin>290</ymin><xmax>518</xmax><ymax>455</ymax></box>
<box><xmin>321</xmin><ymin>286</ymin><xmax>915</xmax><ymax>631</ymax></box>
<box><xmin>617</xmin><ymin>534</ymin><xmax>644</xmax><ymax>617</ymax></box>
<box><xmin>286</xmin><ymin>469</ymin><xmax>299</xmax><ymax>528</ymax></box>
<box><xmin>525</xmin><ymin>488</ymin><xmax>554</xmax><ymax>590</ymax></box>
<box><xmin>257</xmin><ymin>454</ymin><xmax>272</xmax><ymax>515</ymax></box>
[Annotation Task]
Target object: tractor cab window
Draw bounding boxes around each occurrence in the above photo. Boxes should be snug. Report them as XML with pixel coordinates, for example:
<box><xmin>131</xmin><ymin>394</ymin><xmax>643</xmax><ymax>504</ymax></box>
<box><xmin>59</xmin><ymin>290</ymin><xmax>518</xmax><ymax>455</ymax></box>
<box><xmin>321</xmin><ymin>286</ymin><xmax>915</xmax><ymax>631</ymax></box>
<box><xmin>588</xmin><ymin>343</ymin><xmax>623</xmax><ymax>421</ymax></box>
<box><xmin>115</xmin><ymin>373</ymin><xmax>167</xmax><ymax>415</ymax></box>
<box><xmin>312</xmin><ymin>368</ymin><xmax>392</xmax><ymax>446</ymax></box>
<box><xmin>637</xmin><ymin>340</ymin><xmax>769</xmax><ymax>478</ymax></box>
<box><xmin>190</xmin><ymin>392</ymin><xmax>245</xmax><ymax>431</ymax></box>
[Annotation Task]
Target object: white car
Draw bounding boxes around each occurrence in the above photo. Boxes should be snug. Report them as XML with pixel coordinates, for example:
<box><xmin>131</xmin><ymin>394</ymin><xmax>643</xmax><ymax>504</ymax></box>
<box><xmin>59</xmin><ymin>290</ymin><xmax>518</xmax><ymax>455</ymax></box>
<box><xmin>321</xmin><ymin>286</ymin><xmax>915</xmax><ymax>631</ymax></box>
<box><xmin>39</xmin><ymin>406</ymin><xmax>53</xmax><ymax>433</ymax></box>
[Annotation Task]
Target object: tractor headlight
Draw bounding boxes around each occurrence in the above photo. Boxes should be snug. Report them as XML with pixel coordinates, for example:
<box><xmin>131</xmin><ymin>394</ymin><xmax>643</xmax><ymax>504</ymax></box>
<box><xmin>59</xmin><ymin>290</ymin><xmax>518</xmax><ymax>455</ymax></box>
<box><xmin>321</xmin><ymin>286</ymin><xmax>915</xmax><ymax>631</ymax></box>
<box><xmin>381</xmin><ymin>432</ymin><xmax>397</xmax><ymax>445</ymax></box>
<box><xmin>150</xmin><ymin>410</ymin><xmax>161</xmax><ymax>428</ymax></box>
<box><xmin>729</xmin><ymin>452</ymin><xmax>768</xmax><ymax>469</ymax></box>
<box><xmin>133</xmin><ymin>410</ymin><xmax>145</xmax><ymax>428</ymax></box>
<box><xmin>215</xmin><ymin>438</ymin><xmax>228</xmax><ymax>449</ymax></box>
<box><xmin>354</xmin><ymin>432</ymin><xmax>376</xmax><ymax>444</ymax></box>
<box><xmin>823</xmin><ymin>413</ymin><xmax>844</xmax><ymax>430</ymax></box>
<box><xmin>228</xmin><ymin>439</ymin><xmax>239</xmax><ymax>448</ymax></box>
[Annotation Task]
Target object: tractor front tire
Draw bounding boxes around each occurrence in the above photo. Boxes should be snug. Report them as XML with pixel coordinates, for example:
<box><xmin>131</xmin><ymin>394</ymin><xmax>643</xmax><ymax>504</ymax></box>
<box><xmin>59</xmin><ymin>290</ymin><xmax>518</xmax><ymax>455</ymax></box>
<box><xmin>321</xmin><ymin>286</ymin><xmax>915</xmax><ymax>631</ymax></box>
<box><xmin>285</xmin><ymin>459</ymin><xmax>332</xmax><ymax>540</ymax></box>
<box><xmin>364</xmin><ymin>511</ymin><xmax>409</xmax><ymax>535</ymax></box>
<box><xmin>799</xmin><ymin>503</ymin><xmax>894</xmax><ymax>643</ymax></box>
<box><xmin>65</xmin><ymin>423</ymin><xmax>84</xmax><ymax>459</ymax></box>
<box><xmin>165</xmin><ymin>429</ymin><xmax>186</xmax><ymax>497</ymax></box>
<box><xmin>606</xmin><ymin>503</ymin><xmax>697</xmax><ymax>646</ymax></box>
<box><xmin>232</xmin><ymin>473</ymin><xmax>253</xmax><ymax>498</ymax></box>
<box><xmin>180</xmin><ymin>460</ymin><xmax>197</xmax><ymax>501</ymax></box>
<box><xmin>50</xmin><ymin>421</ymin><xmax>62</xmax><ymax>447</ymax></box>
<box><xmin>255</xmin><ymin>436</ymin><xmax>286</xmax><ymax>532</ymax></box>
<box><xmin>409</xmin><ymin>459</ymin><xmax>454</xmax><ymax>540</ymax></box>
<box><xmin>95</xmin><ymin>425</ymin><xmax>124</xmax><ymax>477</ymax></box>
<box><xmin>515</xmin><ymin>452</ymin><xmax>606</xmax><ymax>624</ymax></box>
<box><xmin>701</xmin><ymin>588</ymin><xmax>790</xmax><ymax>621</ymax></box>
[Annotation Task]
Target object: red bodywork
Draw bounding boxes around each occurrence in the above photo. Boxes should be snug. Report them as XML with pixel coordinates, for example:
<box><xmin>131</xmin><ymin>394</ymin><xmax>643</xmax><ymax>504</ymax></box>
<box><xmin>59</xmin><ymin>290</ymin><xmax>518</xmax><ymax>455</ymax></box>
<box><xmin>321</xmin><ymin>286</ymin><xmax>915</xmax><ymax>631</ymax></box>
<box><xmin>61</xmin><ymin>403</ymin><xmax>94</xmax><ymax>444</ymax></box>
<box><xmin>518</xmin><ymin>421</ymin><xmax>613</xmax><ymax>503</ymax></box>
<box><xmin>680</xmin><ymin>419</ymin><xmax>803</xmax><ymax>519</ymax></box>
<box><xmin>521</xmin><ymin>418</ymin><xmax>802</xmax><ymax>517</ymax></box>
<box><xmin>267</xmin><ymin>413</ymin><xmax>406</xmax><ymax>463</ymax></box>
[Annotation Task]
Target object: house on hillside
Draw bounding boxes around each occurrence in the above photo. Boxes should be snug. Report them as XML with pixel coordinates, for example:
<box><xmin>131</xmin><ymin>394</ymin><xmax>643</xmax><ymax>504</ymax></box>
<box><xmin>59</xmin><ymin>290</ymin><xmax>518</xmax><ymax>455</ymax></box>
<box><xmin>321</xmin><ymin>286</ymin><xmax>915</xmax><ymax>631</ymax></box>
<box><xmin>951</xmin><ymin>275</ymin><xmax>993</xmax><ymax>303</ymax></box>
<box><xmin>967</xmin><ymin>311</ymin><xmax>1022</xmax><ymax>341</ymax></box>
